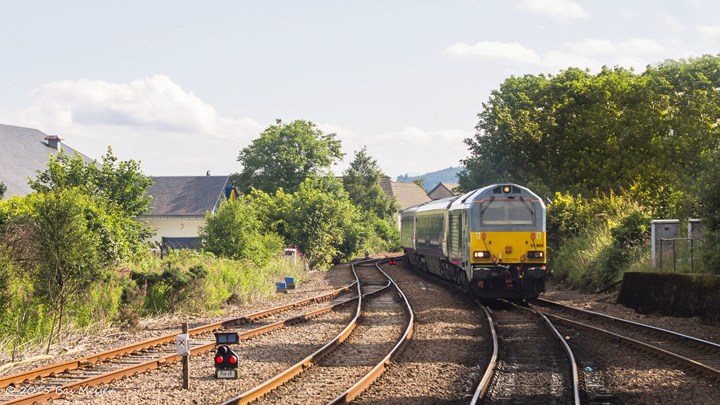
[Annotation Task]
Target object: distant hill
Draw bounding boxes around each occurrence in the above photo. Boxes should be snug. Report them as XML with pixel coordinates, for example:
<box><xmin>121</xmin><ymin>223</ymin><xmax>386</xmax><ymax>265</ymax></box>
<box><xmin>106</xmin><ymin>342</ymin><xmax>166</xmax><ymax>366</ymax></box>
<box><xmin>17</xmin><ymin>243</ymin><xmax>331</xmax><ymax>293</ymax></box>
<box><xmin>396</xmin><ymin>166</ymin><xmax>463</xmax><ymax>192</ymax></box>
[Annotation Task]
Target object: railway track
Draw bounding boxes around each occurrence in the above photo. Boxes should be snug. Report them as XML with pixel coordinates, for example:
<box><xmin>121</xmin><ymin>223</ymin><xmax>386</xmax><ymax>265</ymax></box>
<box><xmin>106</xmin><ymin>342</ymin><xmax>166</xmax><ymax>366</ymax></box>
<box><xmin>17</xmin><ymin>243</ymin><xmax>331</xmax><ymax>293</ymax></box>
<box><xmin>220</xmin><ymin>258</ymin><xmax>414</xmax><ymax>404</ymax></box>
<box><xmin>0</xmin><ymin>282</ymin><xmax>358</xmax><ymax>404</ymax></box>
<box><xmin>479</xmin><ymin>301</ymin><xmax>580</xmax><ymax>405</ymax></box>
<box><xmin>533</xmin><ymin>298</ymin><xmax>720</xmax><ymax>380</ymax></box>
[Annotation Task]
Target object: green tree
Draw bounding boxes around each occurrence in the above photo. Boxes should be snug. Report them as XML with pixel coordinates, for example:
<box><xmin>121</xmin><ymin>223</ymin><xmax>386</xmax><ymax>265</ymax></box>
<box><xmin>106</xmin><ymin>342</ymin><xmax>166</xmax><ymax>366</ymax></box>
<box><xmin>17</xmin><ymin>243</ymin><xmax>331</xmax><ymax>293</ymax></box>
<box><xmin>29</xmin><ymin>147</ymin><xmax>153</xmax><ymax>217</ymax></box>
<box><xmin>199</xmin><ymin>197</ymin><xmax>283</xmax><ymax>265</ymax></box>
<box><xmin>234</xmin><ymin>120</ymin><xmax>344</xmax><ymax>194</ymax></box>
<box><xmin>274</xmin><ymin>176</ymin><xmax>362</xmax><ymax>269</ymax></box>
<box><xmin>29</xmin><ymin>147</ymin><xmax>153</xmax><ymax>261</ymax></box>
<box><xmin>461</xmin><ymin>57</ymin><xmax>720</xmax><ymax>215</ymax></box>
<box><xmin>343</xmin><ymin>147</ymin><xmax>398</xmax><ymax>220</ymax></box>
<box><xmin>342</xmin><ymin>147</ymin><xmax>400</xmax><ymax>252</ymax></box>
<box><xmin>29</xmin><ymin>189</ymin><xmax>105</xmax><ymax>352</ymax></box>
<box><xmin>0</xmin><ymin>181</ymin><xmax>6</xmax><ymax>199</ymax></box>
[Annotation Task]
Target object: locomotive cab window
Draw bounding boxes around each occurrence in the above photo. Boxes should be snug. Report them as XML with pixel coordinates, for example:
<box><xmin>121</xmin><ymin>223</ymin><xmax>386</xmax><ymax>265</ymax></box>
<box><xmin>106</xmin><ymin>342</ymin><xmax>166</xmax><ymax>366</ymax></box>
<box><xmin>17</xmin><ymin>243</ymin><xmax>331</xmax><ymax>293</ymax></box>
<box><xmin>480</xmin><ymin>199</ymin><xmax>534</xmax><ymax>225</ymax></box>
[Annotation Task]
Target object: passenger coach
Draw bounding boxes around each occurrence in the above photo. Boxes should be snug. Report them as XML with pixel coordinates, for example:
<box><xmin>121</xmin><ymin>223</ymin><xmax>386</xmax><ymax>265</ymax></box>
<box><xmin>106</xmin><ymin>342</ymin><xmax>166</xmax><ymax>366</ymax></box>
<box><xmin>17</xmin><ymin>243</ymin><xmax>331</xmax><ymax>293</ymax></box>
<box><xmin>400</xmin><ymin>184</ymin><xmax>547</xmax><ymax>299</ymax></box>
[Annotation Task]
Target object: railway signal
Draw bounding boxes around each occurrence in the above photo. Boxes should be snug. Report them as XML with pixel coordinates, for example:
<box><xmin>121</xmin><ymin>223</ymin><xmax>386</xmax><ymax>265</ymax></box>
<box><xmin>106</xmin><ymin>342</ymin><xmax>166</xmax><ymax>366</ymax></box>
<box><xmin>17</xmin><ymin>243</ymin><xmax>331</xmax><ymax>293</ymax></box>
<box><xmin>214</xmin><ymin>332</ymin><xmax>240</xmax><ymax>379</ymax></box>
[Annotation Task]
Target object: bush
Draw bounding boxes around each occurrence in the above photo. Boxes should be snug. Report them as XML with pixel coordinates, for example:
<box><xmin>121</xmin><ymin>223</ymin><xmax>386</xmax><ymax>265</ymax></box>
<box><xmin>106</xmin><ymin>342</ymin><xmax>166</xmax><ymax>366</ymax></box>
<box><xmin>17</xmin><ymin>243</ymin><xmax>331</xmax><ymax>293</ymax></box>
<box><xmin>200</xmin><ymin>197</ymin><xmax>283</xmax><ymax>266</ymax></box>
<box><xmin>550</xmin><ymin>195</ymin><xmax>651</xmax><ymax>290</ymax></box>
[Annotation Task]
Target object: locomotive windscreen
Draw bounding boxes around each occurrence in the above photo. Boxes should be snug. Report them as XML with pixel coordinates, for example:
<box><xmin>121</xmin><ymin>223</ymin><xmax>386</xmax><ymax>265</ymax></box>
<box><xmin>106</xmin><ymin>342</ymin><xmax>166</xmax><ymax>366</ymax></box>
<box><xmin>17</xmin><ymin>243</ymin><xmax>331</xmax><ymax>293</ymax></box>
<box><xmin>480</xmin><ymin>199</ymin><xmax>534</xmax><ymax>225</ymax></box>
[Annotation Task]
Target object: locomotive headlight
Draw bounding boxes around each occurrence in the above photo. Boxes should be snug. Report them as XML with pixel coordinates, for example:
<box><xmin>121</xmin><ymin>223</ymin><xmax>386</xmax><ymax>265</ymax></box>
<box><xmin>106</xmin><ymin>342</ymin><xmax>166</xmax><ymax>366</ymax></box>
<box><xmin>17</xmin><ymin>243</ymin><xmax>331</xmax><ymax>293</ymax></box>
<box><xmin>527</xmin><ymin>250</ymin><xmax>545</xmax><ymax>259</ymax></box>
<box><xmin>473</xmin><ymin>250</ymin><xmax>491</xmax><ymax>259</ymax></box>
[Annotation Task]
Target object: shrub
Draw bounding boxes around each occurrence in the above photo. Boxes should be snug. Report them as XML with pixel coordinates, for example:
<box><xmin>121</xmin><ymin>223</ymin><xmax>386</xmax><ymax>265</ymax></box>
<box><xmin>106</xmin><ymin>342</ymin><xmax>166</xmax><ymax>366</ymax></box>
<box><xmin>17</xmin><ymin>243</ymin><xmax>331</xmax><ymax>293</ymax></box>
<box><xmin>550</xmin><ymin>195</ymin><xmax>651</xmax><ymax>290</ymax></box>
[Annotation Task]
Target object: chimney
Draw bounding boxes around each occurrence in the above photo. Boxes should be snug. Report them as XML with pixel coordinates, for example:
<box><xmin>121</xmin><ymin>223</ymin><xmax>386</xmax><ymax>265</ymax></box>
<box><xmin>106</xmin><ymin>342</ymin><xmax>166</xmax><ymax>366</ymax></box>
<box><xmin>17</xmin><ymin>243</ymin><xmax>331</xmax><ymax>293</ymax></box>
<box><xmin>45</xmin><ymin>135</ymin><xmax>64</xmax><ymax>151</ymax></box>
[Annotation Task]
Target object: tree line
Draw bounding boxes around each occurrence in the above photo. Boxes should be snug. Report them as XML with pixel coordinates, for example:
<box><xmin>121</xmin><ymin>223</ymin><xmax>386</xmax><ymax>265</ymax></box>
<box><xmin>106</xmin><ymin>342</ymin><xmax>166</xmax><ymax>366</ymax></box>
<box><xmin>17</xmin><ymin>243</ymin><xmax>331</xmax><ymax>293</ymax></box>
<box><xmin>207</xmin><ymin>119</ymin><xmax>398</xmax><ymax>270</ymax></box>
<box><xmin>459</xmin><ymin>54</ymin><xmax>720</xmax><ymax>282</ymax></box>
<box><xmin>0</xmin><ymin>121</ymin><xmax>399</xmax><ymax>353</ymax></box>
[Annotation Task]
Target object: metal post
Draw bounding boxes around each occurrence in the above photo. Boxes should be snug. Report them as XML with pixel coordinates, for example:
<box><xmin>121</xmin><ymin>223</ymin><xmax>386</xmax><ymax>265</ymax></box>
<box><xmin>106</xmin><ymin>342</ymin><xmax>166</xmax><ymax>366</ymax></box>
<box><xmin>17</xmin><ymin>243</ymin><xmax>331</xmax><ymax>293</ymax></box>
<box><xmin>672</xmin><ymin>239</ymin><xmax>676</xmax><ymax>273</ymax></box>
<box><xmin>690</xmin><ymin>238</ymin><xmax>694</xmax><ymax>273</ymax></box>
<box><xmin>659</xmin><ymin>239</ymin><xmax>663</xmax><ymax>271</ymax></box>
<box><xmin>182</xmin><ymin>322</ymin><xmax>189</xmax><ymax>389</ymax></box>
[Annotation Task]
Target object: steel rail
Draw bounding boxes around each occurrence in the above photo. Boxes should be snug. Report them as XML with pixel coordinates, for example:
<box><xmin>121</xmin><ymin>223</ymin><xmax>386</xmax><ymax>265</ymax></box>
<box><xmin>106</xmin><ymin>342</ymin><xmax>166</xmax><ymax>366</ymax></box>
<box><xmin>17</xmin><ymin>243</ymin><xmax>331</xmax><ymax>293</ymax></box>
<box><xmin>2</xmin><ymin>288</ymin><xmax>363</xmax><ymax>404</ymax></box>
<box><xmin>544</xmin><ymin>312</ymin><xmax>720</xmax><ymax>380</ymax></box>
<box><xmin>535</xmin><ymin>298</ymin><xmax>720</xmax><ymax>350</ymax></box>
<box><xmin>0</xmin><ymin>283</ymin><xmax>354</xmax><ymax>389</ymax></box>
<box><xmin>469</xmin><ymin>303</ymin><xmax>498</xmax><ymax>404</ymax></box>
<box><xmin>328</xmin><ymin>260</ymin><xmax>414</xmax><ymax>404</ymax></box>
<box><xmin>533</xmin><ymin>309</ymin><xmax>581</xmax><ymax>405</ymax></box>
<box><xmin>482</xmin><ymin>302</ymin><xmax>581</xmax><ymax>405</ymax></box>
<box><xmin>219</xmin><ymin>260</ymin><xmax>379</xmax><ymax>405</ymax></box>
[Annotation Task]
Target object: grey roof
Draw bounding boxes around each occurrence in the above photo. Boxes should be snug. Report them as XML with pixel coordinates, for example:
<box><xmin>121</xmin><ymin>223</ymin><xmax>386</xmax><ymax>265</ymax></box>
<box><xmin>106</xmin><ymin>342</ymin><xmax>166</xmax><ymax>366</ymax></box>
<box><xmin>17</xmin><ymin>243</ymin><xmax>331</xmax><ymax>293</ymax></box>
<box><xmin>0</xmin><ymin>124</ymin><xmax>92</xmax><ymax>198</ymax></box>
<box><xmin>144</xmin><ymin>176</ymin><xmax>231</xmax><ymax>216</ymax></box>
<box><xmin>428</xmin><ymin>182</ymin><xmax>460</xmax><ymax>200</ymax></box>
<box><xmin>389</xmin><ymin>182</ymin><xmax>431</xmax><ymax>210</ymax></box>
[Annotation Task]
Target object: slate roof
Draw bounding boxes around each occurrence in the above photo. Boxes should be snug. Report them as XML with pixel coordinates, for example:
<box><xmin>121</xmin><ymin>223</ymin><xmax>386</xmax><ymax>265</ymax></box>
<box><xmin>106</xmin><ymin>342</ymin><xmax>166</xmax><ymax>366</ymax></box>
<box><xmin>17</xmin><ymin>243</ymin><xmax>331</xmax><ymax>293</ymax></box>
<box><xmin>428</xmin><ymin>182</ymin><xmax>460</xmax><ymax>200</ymax></box>
<box><xmin>389</xmin><ymin>182</ymin><xmax>431</xmax><ymax>210</ymax></box>
<box><xmin>144</xmin><ymin>176</ymin><xmax>231</xmax><ymax>216</ymax></box>
<box><xmin>0</xmin><ymin>124</ymin><xmax>91</xmax><ymax>198</ymax></box>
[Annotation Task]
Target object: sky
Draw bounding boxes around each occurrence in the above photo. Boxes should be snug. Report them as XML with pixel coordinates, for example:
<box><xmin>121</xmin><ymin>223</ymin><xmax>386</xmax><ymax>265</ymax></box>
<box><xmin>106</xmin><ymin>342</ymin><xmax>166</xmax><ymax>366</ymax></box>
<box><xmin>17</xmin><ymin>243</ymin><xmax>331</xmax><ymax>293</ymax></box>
<box><xmin>1</xmin><ymin>0</ymin><xmax>719</xmax><ymax>179</ymax></box>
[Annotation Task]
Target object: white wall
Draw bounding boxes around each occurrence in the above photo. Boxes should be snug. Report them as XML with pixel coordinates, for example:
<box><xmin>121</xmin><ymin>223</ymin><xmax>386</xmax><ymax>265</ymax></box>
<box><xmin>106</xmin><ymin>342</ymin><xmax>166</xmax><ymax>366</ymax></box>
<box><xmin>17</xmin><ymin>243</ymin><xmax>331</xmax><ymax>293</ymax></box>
<box><xmin>140</xmin><ymin>216</ymin><xmax>206</xmax><ymax>244</ymax></box>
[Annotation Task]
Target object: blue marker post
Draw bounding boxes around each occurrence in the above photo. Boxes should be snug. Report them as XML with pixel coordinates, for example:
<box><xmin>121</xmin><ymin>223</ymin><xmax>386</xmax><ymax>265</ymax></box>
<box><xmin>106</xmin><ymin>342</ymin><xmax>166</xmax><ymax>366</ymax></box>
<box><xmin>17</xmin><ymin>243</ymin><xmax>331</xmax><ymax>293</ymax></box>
<box><xmin>284</xmin><ymin>277</ymin><xmax>296</xmax><ymax>290</ymax></box>
<box><xmin>276</xmin><ymin>282</ymin><xmax>287</xmax><ymax>293</ymax></box>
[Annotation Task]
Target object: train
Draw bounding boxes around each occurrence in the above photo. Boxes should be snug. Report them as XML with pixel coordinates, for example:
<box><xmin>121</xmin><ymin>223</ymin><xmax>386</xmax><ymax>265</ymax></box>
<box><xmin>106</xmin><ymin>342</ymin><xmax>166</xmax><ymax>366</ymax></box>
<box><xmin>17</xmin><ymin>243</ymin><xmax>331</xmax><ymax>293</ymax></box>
<box><xmin>400</xmin><ymin>183</ymin><xmax>547</xmax><ymax>299</ymax></box>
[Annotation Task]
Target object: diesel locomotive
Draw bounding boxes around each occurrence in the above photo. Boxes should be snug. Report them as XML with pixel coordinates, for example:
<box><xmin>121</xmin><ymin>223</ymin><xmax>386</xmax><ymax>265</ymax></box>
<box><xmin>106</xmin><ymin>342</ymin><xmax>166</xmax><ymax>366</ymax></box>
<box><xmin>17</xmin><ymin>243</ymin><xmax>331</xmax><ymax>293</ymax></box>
<box><xmin>400</xmin><ymin>183</ymin><xmax>547</xmax><ymax>299</ymax></box>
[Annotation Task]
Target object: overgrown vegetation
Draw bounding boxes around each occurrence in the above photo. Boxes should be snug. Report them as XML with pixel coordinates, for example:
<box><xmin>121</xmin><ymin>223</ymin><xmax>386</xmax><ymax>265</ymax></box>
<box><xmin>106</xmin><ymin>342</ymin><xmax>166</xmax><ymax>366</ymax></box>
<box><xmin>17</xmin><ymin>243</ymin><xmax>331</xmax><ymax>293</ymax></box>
<box><xmin>1</xmin><ymin>119</ymin><xmax>403</xmax><ymax>358</ymax></box>
<box><xmin>225</xmin><ymin>121</ymin><xmax>401</xmax><ymax>269</ymax></box>
<box><xmin>460</xmin><ymin>55</ymin><xmax>720</xmax><ymax>287</ymax></box>
<box><xmin>549</xmin><ymin>193</ymin><xmax>652</xmax><ymax>289</ymax></box>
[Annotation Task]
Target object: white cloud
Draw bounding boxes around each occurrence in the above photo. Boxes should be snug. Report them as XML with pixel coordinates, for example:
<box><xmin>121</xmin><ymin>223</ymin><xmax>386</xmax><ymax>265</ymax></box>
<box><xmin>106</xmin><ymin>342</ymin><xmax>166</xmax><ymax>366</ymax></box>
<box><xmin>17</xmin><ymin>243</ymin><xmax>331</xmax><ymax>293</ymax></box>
<box><xmin>333</xmin><ymin>126</ymin><xmax>471</xmax><ymax>178</ymax></box>
<box><xmin>657</xmin><ymin>13</ymin><xmax>684</xmax><ymax>32</ymax></box>
<box><xmin>515</xmin><ymin>0</ymin><xmax>589</xmax><ymax>20</ymax></box>
<box><xmin>563</xmin><ymin>38</ymin><xmax>664</xmax><ymax>57</ymax></box>
<box><xmin>445</xmin><ymin>41</ymin><xmax>541</xmax><ymax>64</ymax></box>
<box><xmin>20</xmin><ymin>75</ymin><xmax>263</xmax><ymax>141</ymax></box>
<box><xmin>445</xmin><ymin>38</ymin><xmax>666</xmax><ymax>72</ymax></box>
<box><xmin>17</xmin><ymin>75</ymin><xmax>264</xmax><ymax>176</ymax></box>
<box><xmin>698</xmin><ymin>25</ymin><xmax>720</xmax><ymax>39</ymax></box>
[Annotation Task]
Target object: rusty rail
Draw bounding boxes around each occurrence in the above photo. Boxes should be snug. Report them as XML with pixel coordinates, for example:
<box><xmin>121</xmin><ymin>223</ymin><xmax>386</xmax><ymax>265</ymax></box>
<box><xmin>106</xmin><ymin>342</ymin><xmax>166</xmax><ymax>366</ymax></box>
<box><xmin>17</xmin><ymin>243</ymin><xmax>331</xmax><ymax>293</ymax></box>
<box><xmin>470</xmin><ymin>303</ymin><xmax>498</xmax><ymax>404</ymax></box>
<box><xmin>0</xmin><ymin>284</ymin><xmax>357</xmax><ymax>404</ymax></box>
<box><xmin>328</xmin><ymin>260</ymin><xmax>414</xmax><ymax>404</ymax></box>
<box><xmin>0</xmin><ymin>283</ymin><xmax>354</xmax><ymax>389</ymax></box>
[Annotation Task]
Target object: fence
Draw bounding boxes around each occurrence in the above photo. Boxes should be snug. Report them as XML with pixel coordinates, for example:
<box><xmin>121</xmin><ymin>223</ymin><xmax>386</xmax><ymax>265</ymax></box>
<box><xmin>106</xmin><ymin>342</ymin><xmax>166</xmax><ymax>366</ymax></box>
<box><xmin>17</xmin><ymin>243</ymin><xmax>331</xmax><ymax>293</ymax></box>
<box><xmin>657</xmin><ymin>237</ymin><xmax>702</xmax><ymax>273</ymax></box>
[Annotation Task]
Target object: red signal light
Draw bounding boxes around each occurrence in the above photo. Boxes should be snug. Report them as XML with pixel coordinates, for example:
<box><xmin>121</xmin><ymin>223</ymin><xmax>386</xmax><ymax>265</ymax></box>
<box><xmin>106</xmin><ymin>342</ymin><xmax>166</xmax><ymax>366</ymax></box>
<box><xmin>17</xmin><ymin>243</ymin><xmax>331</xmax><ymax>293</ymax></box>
<box><xmin>215</xmin><ymin>356</ymin><xmax>223</xmax><ymax>364</ymax></box>
<box><xmin>229</xmin><ymin>355</ymin><xmax>237</xmax><ymax>364</ymax></box>
<box><xmin>389</xmin><ymin>259</ymin><xmax>397</xmax><ymax>265</ymax></box>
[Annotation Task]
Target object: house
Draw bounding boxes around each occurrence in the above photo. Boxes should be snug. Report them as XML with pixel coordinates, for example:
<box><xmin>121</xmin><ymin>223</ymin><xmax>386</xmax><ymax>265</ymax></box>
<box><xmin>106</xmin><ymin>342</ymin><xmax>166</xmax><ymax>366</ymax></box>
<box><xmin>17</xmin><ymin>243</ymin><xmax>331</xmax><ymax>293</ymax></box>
<box><xmin>428</xmin><ymin>182</ymin><xmax>460</xmax><ymax>200</ymax></box>
<box><xmin>0</xmin><ymin>124</ymin><xmax>92</xmax><ymax>198</ymax></box>
<box><xmin>379</xmin><ymin>177</ymin><xmax>431</xmax><ymax>228</ymax></box>
<box><xmin>139</xmin><ymin>176</ymin><xmax>234</xmax><ymax>249</ymax></box>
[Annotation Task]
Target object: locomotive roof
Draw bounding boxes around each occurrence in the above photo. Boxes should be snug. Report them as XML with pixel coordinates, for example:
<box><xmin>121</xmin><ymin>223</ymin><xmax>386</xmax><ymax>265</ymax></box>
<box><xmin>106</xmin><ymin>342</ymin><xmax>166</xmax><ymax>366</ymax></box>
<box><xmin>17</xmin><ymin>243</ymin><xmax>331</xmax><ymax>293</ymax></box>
<box><xmin>400</xmin><ymin>183</ymin><xmax>545</xmax><ymax>214</ymax></box>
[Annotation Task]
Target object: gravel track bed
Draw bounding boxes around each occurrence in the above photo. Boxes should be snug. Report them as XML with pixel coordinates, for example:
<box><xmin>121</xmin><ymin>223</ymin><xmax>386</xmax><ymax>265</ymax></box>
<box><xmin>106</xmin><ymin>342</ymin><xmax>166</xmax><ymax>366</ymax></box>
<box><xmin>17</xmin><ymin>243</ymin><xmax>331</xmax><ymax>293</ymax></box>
<box><xmin>0</xmin><ymin>264</ymin><xmax>357</xmax><ymax>403</ymax></box>
<box><xmin>537</xmin><ymin>303</ymin><xmax>720</xmax><ymax>374</ymax></box>
<box><xmin>543</xmin><ymin>286</ymin><xmax>720</xmax><ymax>343</ymax></box>
<box><xmin>484</xmin><ymin>306</ymin><xmax>574</xmax><ymax>404</ymax></box>
<box><xmin>354</xmin><ymin>264</ymin><xmax>488</xmax><ymax>404</ymax></box>
<box><xmin>255</xmin><ymin>288</ymin><xmax>405</xmax><ymax>404</ymax></box>
<box><xmin>0</xmin><ymin>265</ymin><xmax>356</xmax><ymax>379</ymax></box>
<box><xmin>54</xmin><ymin>304</ymin><xmax>357</xmax><ymax>404</ymax></box>
<box><xmin>555</xmin><ymin>323</ymin><xmax>717</xmax><ymax>404</ymax></box>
